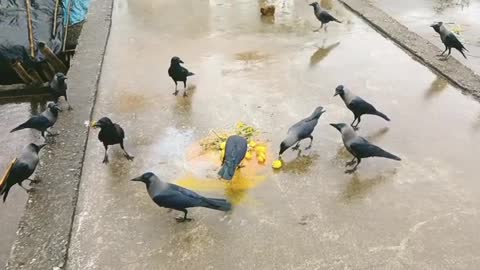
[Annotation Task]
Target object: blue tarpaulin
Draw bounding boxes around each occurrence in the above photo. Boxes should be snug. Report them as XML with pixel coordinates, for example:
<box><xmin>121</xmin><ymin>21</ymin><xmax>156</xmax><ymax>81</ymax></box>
<box><xmin>63</xmin><ymin>0</ymin><xmax>91</xmax><ymax>25</ymax></box>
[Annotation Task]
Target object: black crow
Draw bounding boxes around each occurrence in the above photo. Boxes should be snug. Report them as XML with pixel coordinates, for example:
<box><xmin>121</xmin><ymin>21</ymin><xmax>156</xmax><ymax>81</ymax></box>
<box><xmin>334</xmin><ymin>85</ymin><xmax>390</xmax><ymax>130</ymax></box>
<box><xmin>92</xmin><ymin>117</ymin><xmax>134</xmax><ymax>164</ymax></box>
<box><xmin>218</xmin><ymin>135</ymin><xmax>248</xmax><ymax>180</ymax></box>
<box><xmin>10</xmin><ymin>103</ymin><xmax>61</xmax><ymax>141</ymax></box>
<box><xmin>330</xmin><ymin>123</ymin><xmax>401</xmax><ymax>174</ymax></box>
<box><xmin>279</xmin><ymin>106</ymin><xmax>326</xmax><ymax>156</ymax></box>
<box><xmin>168</xmin><ymin>56</ymin><xmax>195</xmax><ymax>97</ymax></box>
<box><xmin>131</xmin><ymin>172</ymin><xmax>232</xmax><ymax>222</ymax></box>
<box><xmin>0</xmin><ymin>143</ymin><xmax>46</xmax><ymax>202</ymax></box>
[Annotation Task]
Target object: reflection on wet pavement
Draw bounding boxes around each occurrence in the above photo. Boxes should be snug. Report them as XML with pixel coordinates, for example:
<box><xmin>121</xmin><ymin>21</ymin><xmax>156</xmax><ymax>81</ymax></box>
<box><xmin>309</xmin><ymin>41</ymin><xmax>341</xmax><ymax>67</ymax></box>
<box><xmin>68</xmin><ymin>0</ymin><xmax>480</xmax><ymax>269</ymax></box>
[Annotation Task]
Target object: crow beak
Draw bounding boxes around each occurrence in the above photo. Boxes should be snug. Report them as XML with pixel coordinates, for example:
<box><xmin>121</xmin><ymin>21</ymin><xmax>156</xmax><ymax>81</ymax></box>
<box><xmin>55</xmin><ymin>105</ymin><xmax>62</xmax><ymax>112</ymax></box>
<box><xmin>429</xmin><ymin>23</ymin><xmax>436</xmax><ymax>27</ymax></box>
<box><xmin>130</xmin><ymin>176</ymin><xmax>142</xmax><ymax>182</ymax></box>
<box><xmin>64</xmin><ymin>77</ymin><xmax>68</xmax><ymax>80</ymax></box>
<box><xmin>38</xmin><ymin>144</ymin><xmax>47</xmax><ymax>150</ymax></box>
<box><xmin>179</xmin><ymin>59</ymin><xmax>184</xmax><ymax>64</ymax></box>
<box><xmin>329</xmin><ymin>123</ymin><xmax>340</xmax><ymax>131</ymax></box>
<box><xmin>91</xmin><ymin>121</ymin><xmax>99</xmax><ymax>128</ymax></box>
<box><xmin>333</xmin><ymin>93</ymin><xmax>338</xmax><ymax>97</ymax></box>
<box><xmin>321</xmin><ymin>108</ymin><xmax>326</xmax><ymax>113</ymax></box>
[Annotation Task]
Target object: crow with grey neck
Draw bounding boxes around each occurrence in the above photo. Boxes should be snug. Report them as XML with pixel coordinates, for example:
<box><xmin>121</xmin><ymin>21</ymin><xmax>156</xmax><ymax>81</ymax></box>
<box><xmin>92</xmin><ymin>117</ymin><xmax>134</xmax><ymax>164</ymax></box>
<box><xmin>10</xmin><ymin>103</ymin><xmax>61</xmax><ymax>140</ymax></box>
<box><xmin>279</xmin><ymin>106</ymin><xmax>326</xmax><ymax>156</ymax></box>
<box><xmin>131</xmin><ymin>172</ymin><xmax>232</xmax><ymax>222</ymax></box>
<box><xmin>0</xmin><ymin>143</ymin><xmax>46</xmax><ymax>202</ymax></box>
<box><xmin>430</xmin><ymin>22</ymin><xmax>468</xmax><ymax>59</ymax></box>
<box><xmin>218</xmin><ymin>135</ymin><xmax>248</xmax><ymax>180</ymax></box>
<box><xmin>330</xmin><ymin>123</ymin><xmax>400</xmax><ymax>173</ymax></box>
<box><xmin>168</xmin><ymin>56</ymin><xmax>195</xmax><ymax>97</ymax></box>
<box><xmin>309</xmin><ymin>2</ymin><xmax>341</xmax><ymax>31</ymax></box>
<box><xmin>49</xmin><ymin>73</ymin><xmax>72</xmax><ymax>110</ymax></box>
<box><xmin>334</xmin><ymin>85</ymin><xmax>389</xmax><ymax>130</ymax></box>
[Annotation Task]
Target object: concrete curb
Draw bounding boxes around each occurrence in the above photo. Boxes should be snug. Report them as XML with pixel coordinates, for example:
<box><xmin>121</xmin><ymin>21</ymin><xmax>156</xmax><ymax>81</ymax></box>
<box><xmin>338</xmin><ymin>0</ymin><xmax>480</xmax><ymax>100</ymax></box>
<box><xmin>5</xmin><ymin>0</ymin><xmax>114</xmax><ymax>269</ymax></box>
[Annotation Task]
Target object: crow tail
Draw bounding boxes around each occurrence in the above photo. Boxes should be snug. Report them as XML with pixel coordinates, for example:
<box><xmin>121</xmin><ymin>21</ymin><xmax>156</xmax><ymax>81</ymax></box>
<box><xmin>460</xmin><ymin>48</ymin><xmax>468</xmax><ymax>59</ymax></box>
<box><xmin>373</xmin><ymin>110</ymin><xmax>390</xmax><ymax>121</ymax></box>
<box><xmin>1</xmin><ymin>186</ymin><xmax>10</xmax><ymax>203</ymax></box>
<box><xmin>334</xmin><ymin>18</ymin><xmax>342</xmax><ymax>23</ymax></box>
<box><xmin>10</xmin><ymin>122</ymin><xmax>28</xmax><ymax>133</ymax></box>
<box><xmin>378</xmin><ymin>150</ymin><xmax>401</xmax><ymax>161</ymax></box>
<box><xmin>187</xmin><ymin>72</ymin><xmax>195</xmax><ymax>77</ymax></box>
<box><xmin>202</xmin><ymin>198</ymin><xmax>232</xmax><ymax>212</ymax></box>
<box><xmin>218</xmin><ymin>162</ymin><xmax>235</xmax><ymax>181</ymax></box>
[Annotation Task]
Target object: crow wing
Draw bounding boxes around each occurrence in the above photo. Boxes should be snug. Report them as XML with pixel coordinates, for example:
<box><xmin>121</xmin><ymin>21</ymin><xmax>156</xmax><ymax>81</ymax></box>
<box><xmin>152</xmin><ymin>183</ymin><xmax>206</xmax><ymax>209</ymax></box>
<box><xmin>348</xmin><ymin>97</ymin><xmax>377</xmax><ymax>116</ymax></box>
<box><xmin>445</xmin><ymin>33</ymin><xmax>466</xmax><ymax>50</ymax></box>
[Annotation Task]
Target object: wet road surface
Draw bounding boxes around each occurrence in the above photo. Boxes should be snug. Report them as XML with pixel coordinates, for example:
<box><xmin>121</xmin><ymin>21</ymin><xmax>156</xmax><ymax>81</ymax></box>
<box><xmin>68</xmin><ymin>0</ymin><xmax>480</xmax><ymax>269</ymax></box>
<box><xmin>0</xmin><ymin>96</ymin><xmax>50</xmax><ymax>267</ymax></box>
<box><xmin>373</xmin><ymin>0</ymin><xmax>480</xmax><ymax>74</ymax></box>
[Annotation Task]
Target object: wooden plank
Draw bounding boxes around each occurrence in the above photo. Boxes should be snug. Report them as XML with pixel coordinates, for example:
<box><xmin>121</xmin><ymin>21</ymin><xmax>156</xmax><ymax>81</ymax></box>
<box><xmin>0</xmin><ymin>158</ymin><xmax>17</xmax><ymax>190</ymax></box>
<box><xmin>0</xmin><ymin>82</ymin><xmax>49</xmax><ymax>93</ymax></box>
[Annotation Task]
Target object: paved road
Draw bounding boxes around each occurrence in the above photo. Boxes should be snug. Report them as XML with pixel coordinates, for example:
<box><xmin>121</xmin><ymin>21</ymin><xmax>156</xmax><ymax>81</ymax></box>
<box><xmin>67</xmin><ymin>0</ymin><xmax>480</xmax><ymax>269</ymax></box>
<box><xmin>0</xmin><ymin>97</ymin><xmax>49</xmax><ymax>267</ymax></box>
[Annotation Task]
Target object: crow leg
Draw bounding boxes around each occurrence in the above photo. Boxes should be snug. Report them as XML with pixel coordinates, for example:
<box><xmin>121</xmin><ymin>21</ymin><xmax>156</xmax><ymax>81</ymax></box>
<box><xmin>442</xmin><ymin>48</ymin><xmax>452</xmax><ymax>60</ymax></box>
<box><xmin>305</xmin><ymin>135</ymin><xmax>314</xmax><ymax>150</ymax></box>
<box><xmin>314</xmin><ymin>23</ymin><xmax>323</xmax><ymax>32</ymax></box>
<box><xmin>173</xmin><ymin>81</ymin><xmax>179</xmax><ymax>96</ymax></box>
<box><xmin>292</xmin><ymin>142</ymin><xmax>301</xmax><ymax>150</ymax></box>
<box><xmin>42</xmin><ymin>131</ymin><xmax>52</xmax><ymax>143</ymax></box>
<box><xmin>19</xmin><ymin>182</ymin><xmax>35</xmax><ymax>192</ymax></box>
<box><xmin>438</xmin><ymin>45</ymin><xmax>448</xmax><ymax>56</ymax></box>
<box><xmin>64</xmin><ymin>94</ymin><xmax>73</xmax><ymax>110</ymax></box>
<box><xmin>46</xmin><ymin>130</ymin><xmax>59</xmax><ymax>136</ymax></box>
<box><xmin>345</xmin><ymin>157</ymin><xmax>357</xmax><ymax>167</ymax></box>
<box><xmin>353</xmin><ymin>117</ymin><xmax>361</xmax><ymax>130</ymax></box>
<box><xmin>183</xmin><ymin>81</ymin><xmax>188</xmax><ymax>97</ymax></box>
<box><xmin>120</xmin><ymin>142</ymin><xmax>134</xmax><ymax>161</ymax></box>
<box><xmin>345</xmin><ymin>158</ymin><xmax>361</xmax><ymax>174</ymax></box>
<box><xmin>26</xmin><ymin>178</ymin><xmax>41</xmax><ymax>184</ymax></box>
<box><xmin>176</xmin><ymin>209</ymin><xmax>193</xmax><ymax>222</ymax></box>
<box><xmin>350</xmin><ymin>117</ymin><xmax>358</xmax><ymax>127</ymax></box>
<box><xmin>103</xmin><ymin>145</ymin><xmax>109</xmax><ymax>164</ymax></box>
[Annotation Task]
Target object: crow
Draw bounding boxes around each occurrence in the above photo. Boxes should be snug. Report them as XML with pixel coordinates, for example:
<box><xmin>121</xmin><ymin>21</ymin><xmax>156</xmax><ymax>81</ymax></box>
<box><xmin>330</xmin><ymin>123</ymin><xmax>401</xmax><ymax>174</ymax></box>
<box><xmin>10</xmin><ymin>103</ymin><xmax>61</xmax><ymax>140</ymax></box>
<box><xmin>49</xmin><ymin>73</ymin><xmax>72</xmax><ymax>110</ymax></box>
<box><xmin>218</xmin><ymin>135</ymin><xmax>248</xmax><ymax>180</ymax></box>
<box><xmin>92</xmin><ymin>117</ymin><xmax>134</xmax><ymax>164</ymax></box>
<box><xmin>309</xmin><ymin>2</ymin><xmax>341</xmax><ymax>32</ymax></box>
<box><xmin>430</xmin><ymin>22</ymin><xmax>468</xmax><ymax>59</ymax></box>
<box><xmin>168</xmin><ymin>56</ymin><xmax>195</xmax><ymax>97</ymax></box>
<box><xmin>0</xmin><ymin>143</ymin><xmax>46</xmax><ymax>202</ymax></box>
<box><xmin>334</xmin><ymin>85</ymin><xmax>390</xmax><ymax>129</ymax></box>
<box><xmin>131</xmin><ymin>172</ymin><xmax>232</xmax><ymax>222</ymax></box>
<box><xmin>279</xmin><ymin>106</ymin><xmax>326</xmax><ymax>156</ymax></box>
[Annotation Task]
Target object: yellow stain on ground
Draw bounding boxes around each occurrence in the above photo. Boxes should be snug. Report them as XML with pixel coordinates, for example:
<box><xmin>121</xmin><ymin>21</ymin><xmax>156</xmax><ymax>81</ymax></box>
<box><xmin>175</xmin><ymin>172</ymin><xmax>267</xmax><ymax>205</ymax></box>
<box><xmin>177</xmin><ymin>122</ymin><xmax>272</xmax><ymax>205</ymax></box>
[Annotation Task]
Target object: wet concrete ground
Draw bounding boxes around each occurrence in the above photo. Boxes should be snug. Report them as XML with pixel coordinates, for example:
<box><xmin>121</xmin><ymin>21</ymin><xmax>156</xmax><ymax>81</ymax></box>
<box><xmin>67</xmin><ymin>0</ymin><xmax>480</xmax><ymax>269</ymax></box>
<box><xmin>373</xmin><ymin>0</ymin><xmax>480</xmax><ymax>74</ymax></box>
<box><xmin>0</xmin><ymin>96</ymin><xmax>49</xmax><ymax>267</ymax></box>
